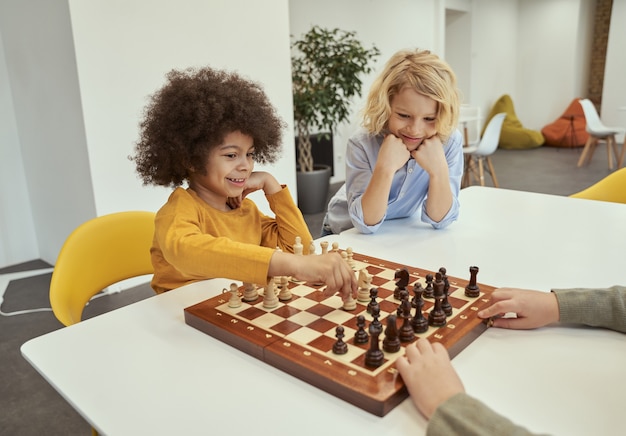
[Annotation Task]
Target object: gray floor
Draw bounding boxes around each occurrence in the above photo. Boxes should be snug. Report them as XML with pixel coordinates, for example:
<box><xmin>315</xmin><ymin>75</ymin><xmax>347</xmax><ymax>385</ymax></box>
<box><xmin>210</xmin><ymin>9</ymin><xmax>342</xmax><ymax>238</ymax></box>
<box><xmin>0</xmin><ymin>144</ymin><xmax>616</xmax><ymax>436</ymax></box>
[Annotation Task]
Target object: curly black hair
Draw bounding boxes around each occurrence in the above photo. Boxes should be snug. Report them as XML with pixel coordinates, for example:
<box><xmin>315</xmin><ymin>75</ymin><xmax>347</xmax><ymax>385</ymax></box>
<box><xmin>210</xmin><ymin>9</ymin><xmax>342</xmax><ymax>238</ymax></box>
<box><xmin>132</xmin><ymin>66</ymin><xmax>285</xmax><ymax>187</ymax></box>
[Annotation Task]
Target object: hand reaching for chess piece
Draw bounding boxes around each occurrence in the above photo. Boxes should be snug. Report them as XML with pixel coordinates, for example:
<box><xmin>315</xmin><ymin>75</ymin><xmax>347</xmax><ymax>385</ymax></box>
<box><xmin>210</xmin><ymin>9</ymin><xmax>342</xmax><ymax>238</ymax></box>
<box><xmin>477</xmin><ymin>288</ymin><xmax>559</xmax><ymax>329</ymax></box>
<box><xmin>269</xmin><ymin>251</ymin><xmax>357</xmax><ymax>302</ymax></box>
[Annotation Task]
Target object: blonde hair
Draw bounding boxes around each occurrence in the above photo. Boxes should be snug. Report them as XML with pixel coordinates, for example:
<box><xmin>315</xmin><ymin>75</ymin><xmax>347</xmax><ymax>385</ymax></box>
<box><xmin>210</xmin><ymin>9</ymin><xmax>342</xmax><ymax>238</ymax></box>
<box><xmin>362</xmin><ymin>49</ymin><xmax>460</xmax><ymax>140</ymax></box>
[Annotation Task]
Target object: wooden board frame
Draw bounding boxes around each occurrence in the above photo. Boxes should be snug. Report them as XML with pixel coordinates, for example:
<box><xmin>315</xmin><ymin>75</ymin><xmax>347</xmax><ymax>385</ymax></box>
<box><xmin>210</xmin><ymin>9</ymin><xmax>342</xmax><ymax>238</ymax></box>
<box><xmin>184</xmin><ymin>253</ymin><xmax>494</xmax><ymax>416</ymax></box>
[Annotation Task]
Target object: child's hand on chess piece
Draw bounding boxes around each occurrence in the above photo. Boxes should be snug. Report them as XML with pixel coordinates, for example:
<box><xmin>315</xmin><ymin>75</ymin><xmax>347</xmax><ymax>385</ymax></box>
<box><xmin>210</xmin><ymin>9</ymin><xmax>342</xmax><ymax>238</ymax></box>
<box><xmin>477</xmin><ymin>288</ymin><xmax>560</xmax><ymax>330</ymax></box>
<box><xmin>268</xmin><ymin>251</ymin><xmax>357</xmax><ymax>302</ymax></box>
<box><xmin>396</xmin><ymin>339</ymin><xmax>464</xmax><ymax>419</ymax></box>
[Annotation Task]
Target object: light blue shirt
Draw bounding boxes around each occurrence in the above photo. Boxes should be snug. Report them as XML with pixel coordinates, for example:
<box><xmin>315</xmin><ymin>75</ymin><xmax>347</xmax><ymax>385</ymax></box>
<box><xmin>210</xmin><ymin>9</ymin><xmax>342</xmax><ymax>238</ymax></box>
<box><xmin>323</xmin><ymin>128</ymin><xmax>463</xmax><ymax>234</ymax></box>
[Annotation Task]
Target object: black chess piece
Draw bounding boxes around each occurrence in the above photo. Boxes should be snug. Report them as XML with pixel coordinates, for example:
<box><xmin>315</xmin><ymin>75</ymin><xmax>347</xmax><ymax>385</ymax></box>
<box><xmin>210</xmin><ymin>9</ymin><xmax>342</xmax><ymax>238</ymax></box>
<box><xmin>424</xmin><ymin>273</ymin><xmax>434</xmax><ymax>298</ymax></box>
<box><xmin>364</xmin><ymin>322</ymin><xmax>384</xmax><ymax>368</ymax></box>
<box><xmin>411</xmin><ymin>283</ymin><xmax>429</xmax><ymax>333</ymax></box>
<box><xmin>367</xmin><ymin>287</ymin><xmax>380</xmax><ymax>314</ymax></box>
<box><xmin>393</xmin><ymin>268</ymin><xmax>409</xmax><ymax>300</ymax></box>
<box><xmin>353</xmin><ymin>315</ymin><xmax>369</xmax><ymax>345</ymax></box>
<box><xmin>370</xmin><ymin>305</ymin><xmax>382</xmax><ymax>332</ymax></box>
<box><xmin>465</xmin><ymin>265</ymin><xmax>480</xmax><ymax>297</ymax></box>
<box><xmin>398</xmin><ymin>299</ymin><xmax>415</xmax><ymax>342</ymax></box>
<box><xmin>411</xmin><ymin>283</ymin><xmax>424</xmax><ymax>309</ymax></box>
<box><xmin>382</xmin><ymin>314</ymin><xmax>401</xmax><ymax>353</ymax></box>
<box><xmin>439</xmin><ymin>267</ymin><xmax>453</xmax><ymax>316</ymax></box>
<box><xmin>332</xmin><ymin>326</ymin><xmax>348</xmax><ymax>354</ymax></box>
<box><xmin>428</xmin><ymin>273</ymin><xmax>447</xmax><ymax>327</ymax></box>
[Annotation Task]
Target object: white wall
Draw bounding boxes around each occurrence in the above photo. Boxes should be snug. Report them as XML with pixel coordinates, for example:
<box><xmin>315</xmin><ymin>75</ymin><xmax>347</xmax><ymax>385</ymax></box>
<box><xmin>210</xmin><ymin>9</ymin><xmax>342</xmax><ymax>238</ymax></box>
<box><xmin>602</xmin><ymin>0</ymin><xmax>626</xmax><ymax>143</ymax></box>
<box><xmin>0</xmin><ymin>28</ymin><xmax>38</xmax><ymax>267</ymax></box>
<box><xmin>516</xmin><ymin>0</ymin><xmax>592</xmax><ymax>129</ymax></box>
<box><xmin>0</xmin><ymin>0</ymin><xmax>294</xmax><ymax>267</ymax></box>
<box><xmin>0</xmin><ymin>0</ymin><xmax>96</xmax><ymax>267</ymax></box>
<box><xmin>68</xmin><ymin>0</ymin><xmax>296</xmax><ymax>217</ymax></box>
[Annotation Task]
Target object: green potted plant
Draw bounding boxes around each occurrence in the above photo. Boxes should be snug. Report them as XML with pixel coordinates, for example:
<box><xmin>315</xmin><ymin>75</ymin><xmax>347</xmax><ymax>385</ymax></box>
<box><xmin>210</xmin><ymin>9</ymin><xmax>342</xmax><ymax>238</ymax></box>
<box><xmin>291</xmin><ymin>25</ymin><xmax>379</xmax><ymax>214</ymax></box>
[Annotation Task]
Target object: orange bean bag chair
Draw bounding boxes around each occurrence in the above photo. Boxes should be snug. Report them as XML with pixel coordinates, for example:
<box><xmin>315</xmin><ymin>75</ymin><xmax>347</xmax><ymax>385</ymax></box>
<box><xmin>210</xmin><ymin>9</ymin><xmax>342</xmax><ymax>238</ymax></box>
<box><xmin>483</xmin><ymin>94</ymin><xmax>545</xmax><ymax>149</ymax></box>
<box><xmin>541</xmin><ymin>98</ymin><xmax>589</xmax><ymax>147</ymax></box>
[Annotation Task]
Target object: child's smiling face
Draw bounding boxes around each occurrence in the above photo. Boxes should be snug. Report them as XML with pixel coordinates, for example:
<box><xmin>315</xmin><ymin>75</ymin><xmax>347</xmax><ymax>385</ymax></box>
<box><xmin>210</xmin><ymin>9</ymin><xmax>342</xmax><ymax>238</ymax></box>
<box><xmin>189</xmin><ymin>130</ymin><xmax>255</xmax><ymax>210</ymax></box>
<box><xmin>387</xmin><ymin>86</ymin><xmax>438</xmax><ymax>151</ymax></box>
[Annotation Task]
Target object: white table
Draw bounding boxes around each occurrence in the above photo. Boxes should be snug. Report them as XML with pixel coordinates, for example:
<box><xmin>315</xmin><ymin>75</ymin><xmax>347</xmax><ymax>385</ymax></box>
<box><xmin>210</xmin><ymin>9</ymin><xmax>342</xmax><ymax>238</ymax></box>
<box><xmin>22</xmin><ymin>187</ymin><xmax>626</xmax><ymax>436</ymax></box>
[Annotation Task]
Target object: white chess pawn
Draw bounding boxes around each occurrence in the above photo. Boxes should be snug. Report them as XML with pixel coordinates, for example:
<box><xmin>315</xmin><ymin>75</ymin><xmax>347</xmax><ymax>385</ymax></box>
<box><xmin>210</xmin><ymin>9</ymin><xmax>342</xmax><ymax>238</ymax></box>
<box><xmin>346</xmin><ymin>247</ymin><xmax>356</xmax><ymax>270</ymax></box>
<box><xmin>263</xmin><ymin>278</ymin><xmax>279</xmax><ymax>309</ymax></box>
<box><xmin>242</xmin><ymin>282</ymin><xmax>259</xmax><ymax>302</ymax></box>
<box><xmin>294</xmin><ymin>236</ymin><xmax>303</xmax><ymax>256</ymax></box>
<box><xmin>320</xmin><ymin>241</ymin><xmax>329</xmax><ymax>254</ymax></box>
<box><xmin>309</xmin><ymin>240</ymin><xmax>316</xmax><ymax>255</ymax></box>
<box><xmin>278</xmin><ymin>276</ymin><xmax>292</xmax><ymax>301</ymax></box>
<box><xmin>342</xmin><ymin>293</ymin><xmax>357</xmax><ymax>311</ymax></box>
<box><xmin>225</xmin><ymin>283</ymin><xmax>242</xmax><ymax>308</ymax></box>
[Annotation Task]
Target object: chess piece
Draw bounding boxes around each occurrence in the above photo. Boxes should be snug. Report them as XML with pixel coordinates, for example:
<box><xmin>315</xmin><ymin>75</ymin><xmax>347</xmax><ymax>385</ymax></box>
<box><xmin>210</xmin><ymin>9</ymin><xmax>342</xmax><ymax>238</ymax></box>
<box><xmin>262</xmin><ymin>278</ymin><xmax>279</xmax><ymax>309</ymax></box>
<box><xmin>242</xmin><ymin>282</ymin><xmax>259</xmax><ymax>302</ymax></box>
<box><xmin>225</xmin><ymin>283</ymin><xmax>242</xmax><ymax>308</ymax></box>
<box><xmin>332</xmin><ymin>241</ymin><xmax>339</xmax><ymax>252</ymax></box>
<box><xmin>357</xmin><ymin>269</ymin><xmax>372</xmax><ymax>302</ymax></box>
<box><xmin>382</xmin><ymin>314</ymin><xmax>401</xmax><ymax>353</ymax></box>
<box><xmin>370</xmin><ymin>305</ymin><xmax>382</xmax><ymax>332</ymax></box>
<box><xmin>398</xmin><ymin>299</ymin><xmax>415</xmax><ymax>342</ymax></box>
<box><xmin>366</xmin><ymin>287</ymin><xmax>380</xmax><ymax>314</ymax></box>
<box><xmin>428</xmin><ymin>273</ymin><xmax>447</xmax><ymax>327</ymax></box>
<box><xmin>411</xmin><ymin>283</ymin><xmax>429</xmax><ymax>333</ymax></box>
<box><xmin>411</xmin><ymin>283</ymin><xmax>424</xmax><ymax>309</ymax></box>
<box><xmin>465</xmin><ymin>266</ymin><xmax>480</xmax><ymax>297</ymax></box>
<box><xmin>364</xmin><ymin>322</ymin><xmax>384</xmax><ymax>368</ymax></box>
<box><xmin>320</xmin><ymin>241</ymin><xmax>329</xmax><ymax>254</ymax></box>
<box><xmin>294</xmin><ymin>236</ymin><xmax>303</xmax><ymax>256</ymax></box>
<box><xmin>278</xmin><ymin>276</ymin><xmax>292</xmax><ymax>301</ymax></box>
<box><xmin>439</xmin><ymin>267</ymin><xmax>453</xmax><ymax>316</ymax></box>
<box><xmin>342</xmin><ymin>292</ymin><xmax>357</xmax><ymax>311</ymax></box>
<box><xmin>332</xmin><ymin>326</ymin><xmax>348</xmax><ymax>355</ymax></box>
<box><xmin>346</xmin><ymin>247</ymin><xmax>356</xmax><ymax>270</ymax></box>
<box><xmin>393</xmin><ymin>268</ymin><xmax>410</xmax><ymax>300</ymax></box>
<box><xmin>309</xmin><ymin>240</ymin><xmax>316</xmax><ymax>255</ymax></box>
<box><xmin>424</xmin><ymin>273</ymin><xmax>434</xmax><ymax>298</ymax></box>
<box><xmin>353</xmin><ymin>315</ymin><xmax>369</xmax><ymax>344</ymax></box>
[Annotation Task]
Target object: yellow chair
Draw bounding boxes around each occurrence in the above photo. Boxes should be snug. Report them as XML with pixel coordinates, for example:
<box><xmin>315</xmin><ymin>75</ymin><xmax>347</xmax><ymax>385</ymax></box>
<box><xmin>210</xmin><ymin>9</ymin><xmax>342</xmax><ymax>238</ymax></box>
<box><xmin>569</xmin><ymin>167</ymin><xmax>626</xmax><ymax>204</ymax></box>
<box><xmin>49</xmin><ymin>211</ymin><xmax>155</xmax><ymax>327</ymax></box>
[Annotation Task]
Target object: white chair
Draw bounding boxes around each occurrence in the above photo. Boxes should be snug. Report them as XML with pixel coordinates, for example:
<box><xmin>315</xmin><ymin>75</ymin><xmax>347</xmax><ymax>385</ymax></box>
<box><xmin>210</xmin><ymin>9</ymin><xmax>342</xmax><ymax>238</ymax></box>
<box><xmin>577</xmin><ymin>98</ymin><xmax>625</xmax><ymax>170</ymax></box>
<box><xmin>459</xmin><ymin>105</ymin><xmax>482</xmax><ymax>147</ymax></box>
<box><xmin>462</xmin><ymin>112</ymin><xmax>506</xmax><ymax>188</ymax></box>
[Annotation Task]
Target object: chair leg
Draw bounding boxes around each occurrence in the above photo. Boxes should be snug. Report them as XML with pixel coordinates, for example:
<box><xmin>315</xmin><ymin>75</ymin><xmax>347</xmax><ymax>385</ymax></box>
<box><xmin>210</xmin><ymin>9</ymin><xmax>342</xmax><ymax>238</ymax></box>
<box><xmin>478</xmin><ymin>158</ymin><xmax>485</xmax><ymax>186</ymax></box>
<box><xmin>462</xmin><ymin>155</ymin><xmax>472</xmax><ymax>188</ymax></box>
<box><xmin>607</xmin><ymin>135</ymin><xmax>615</xmax><ymax>170</ymax></box>
<box><xmin>577</xmin><ymin>136</ymin><xmax>596</xmax><ymax>167</ymax></box>
<box><xmin>486</xmin><ymin>157</ymin><xmax>499</xmax><ymax>188</ymax></box>
<box><xmin>619</xmin><ymin>139</ymin><xmax>626</xmax><ymax>169</ymax></box>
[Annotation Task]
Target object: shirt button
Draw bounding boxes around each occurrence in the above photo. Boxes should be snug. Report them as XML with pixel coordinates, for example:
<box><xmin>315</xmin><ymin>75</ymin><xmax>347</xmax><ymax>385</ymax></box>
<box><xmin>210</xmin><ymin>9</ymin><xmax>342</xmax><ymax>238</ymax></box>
<box><xmin>408</xmin><ymin>168</ymin><xmax>413</xmax><ymax>174</ymax></box>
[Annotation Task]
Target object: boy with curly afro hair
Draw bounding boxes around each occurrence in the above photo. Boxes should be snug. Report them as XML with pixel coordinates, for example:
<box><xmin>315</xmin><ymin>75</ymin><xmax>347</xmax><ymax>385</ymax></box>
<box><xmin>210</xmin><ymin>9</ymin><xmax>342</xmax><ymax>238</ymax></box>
<box><xmin>132</xmin><ymin>66</ymin><xmax>356</xmax><ymax>300</ymax></box>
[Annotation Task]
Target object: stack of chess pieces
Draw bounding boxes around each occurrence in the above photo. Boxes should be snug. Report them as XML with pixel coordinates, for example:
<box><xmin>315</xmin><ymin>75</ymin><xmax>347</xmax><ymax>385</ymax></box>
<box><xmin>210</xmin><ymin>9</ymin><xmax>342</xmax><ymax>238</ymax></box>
<box><xmin>333</xmin><ymin>266</ymin><xmax>480</xmax><ymax>368</ymax></box>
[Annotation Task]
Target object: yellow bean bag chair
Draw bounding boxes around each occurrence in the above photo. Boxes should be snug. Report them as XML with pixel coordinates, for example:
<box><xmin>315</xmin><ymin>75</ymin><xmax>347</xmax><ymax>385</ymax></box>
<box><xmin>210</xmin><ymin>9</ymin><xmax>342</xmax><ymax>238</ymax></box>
<box><xmin>483</xmin><ymin>94</ymin><xmax>545</xmax><ymax>149</ymax></box>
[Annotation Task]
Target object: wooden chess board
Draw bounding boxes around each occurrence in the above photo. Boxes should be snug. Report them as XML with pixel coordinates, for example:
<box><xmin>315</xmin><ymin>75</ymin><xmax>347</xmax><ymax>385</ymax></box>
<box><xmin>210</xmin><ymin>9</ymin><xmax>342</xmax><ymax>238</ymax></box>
<box><xmin>184</xmin><ymin>252</ymin><xmax>495</xmax><ymax>416</ymax></box>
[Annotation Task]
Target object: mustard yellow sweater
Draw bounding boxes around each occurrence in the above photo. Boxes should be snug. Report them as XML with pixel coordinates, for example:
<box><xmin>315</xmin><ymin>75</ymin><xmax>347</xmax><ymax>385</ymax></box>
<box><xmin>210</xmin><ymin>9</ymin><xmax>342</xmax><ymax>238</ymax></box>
<box><xmin>151</xmin><ymin>186</ymin><xmax>312</xmax><ymax>294</ymax></box>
